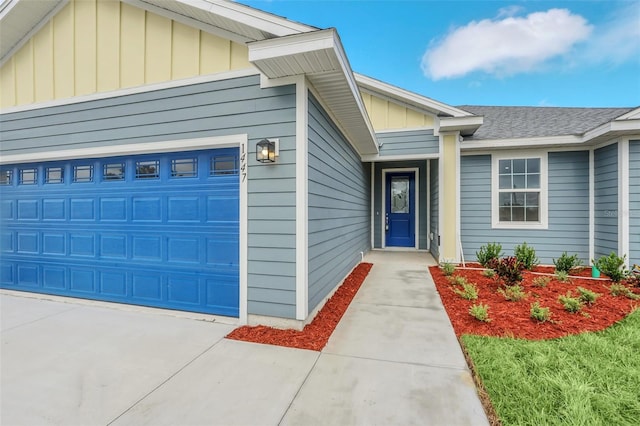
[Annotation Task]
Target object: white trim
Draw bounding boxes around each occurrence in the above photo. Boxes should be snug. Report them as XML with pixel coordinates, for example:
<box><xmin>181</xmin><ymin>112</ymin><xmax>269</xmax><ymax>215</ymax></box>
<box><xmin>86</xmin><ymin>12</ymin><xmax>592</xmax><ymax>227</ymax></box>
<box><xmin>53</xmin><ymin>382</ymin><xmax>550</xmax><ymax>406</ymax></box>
<box><xmin>238</xmin><ymin>136</ymin><xmax>249</xmax><ymax>324</ymax></box>
<box><xmin>615</xmin><ymin>107</ymin><xmax>640</xmax><ymax>120</ymax></box>
<box><xmin>381</xmin><ymin>167</ymin><xmax>419</xmax><ymax>249</ymax></box>
<box><xmin>362</xmin><ymin>153</ymin><xmax>439</xmax><ymax>162</ymax></box>
<box><xmin>491</xmin><ymin>150</ymin><xmax>549</xmax><ymax>230</ymax></box>
<box><xmin>438</xmin><ymin>135</ymin><xmax>444</xmax><ymax>259</ymax></box>
<box><xmin>355</xmin><ymin>73</ymin><xmax>472</xmax><ymax>118</ymax></box>
<box><xmin>426</xmin><ymin>159</ymin><xmax>431</xmax><ymax>251</ymax></box>
<box><xmin>589</xmin><ymin>148</ymin><xmax>595</xmax><ymax>264</ymax></box>
<box><xmin>439</xmin><ymin>116</ymin><xmax>484</xmax><ymax>136</ymax></box>
<box><xmin>462</xmin><ymin>135</ymin><xmax>583</xmax><ymax>150</ymax></box>
<box><xmin>295</xmin><ymin>77</ymin><xmax>309</xmax><ymax>320</ymax></box>
<box><xmin>0</xmin><ymin>134</ymin><xmax>247</xmax><ymax>165</ymax></box>
<box><xmin>370</xmin><ymin>161</ymin><xmax>375</xmax><ymax>249</ymax></box>
<box><xmin>455</xmin><ymin>134</ymin><xmax>462</xmax><ymax>261</ymax></box>
<box><xmin>374</xmin><ymin>126</ymin><xmax>436</xmax><ymax>134</ymax></box>
<box><xmin>0</xmin><ymin>0</ymin><xmax>69</xmax><ymax>67</ymax></box>
<box><xmin>619</xmin><ymin>138</ymin><xmax>630</xmax><ymax>267</ymax></box>
<box><xmin>0</xmin><ymin>69</ymin><xmax>259</xmax><ymax>115</ymax></box>
<box><xmin>461</xmin><ymin>145</ymin><xmax>592</xmax><ymax>156</ymax></box>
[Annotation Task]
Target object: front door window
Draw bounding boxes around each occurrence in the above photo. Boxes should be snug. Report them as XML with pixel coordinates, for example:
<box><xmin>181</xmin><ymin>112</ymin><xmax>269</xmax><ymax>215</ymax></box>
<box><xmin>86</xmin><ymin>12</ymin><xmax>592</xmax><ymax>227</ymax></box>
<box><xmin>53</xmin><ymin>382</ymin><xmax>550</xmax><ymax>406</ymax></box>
<box><xmin>391</xmin><ymin>177</ymin><xmax>409</xmax><ymax>213</ymax></box>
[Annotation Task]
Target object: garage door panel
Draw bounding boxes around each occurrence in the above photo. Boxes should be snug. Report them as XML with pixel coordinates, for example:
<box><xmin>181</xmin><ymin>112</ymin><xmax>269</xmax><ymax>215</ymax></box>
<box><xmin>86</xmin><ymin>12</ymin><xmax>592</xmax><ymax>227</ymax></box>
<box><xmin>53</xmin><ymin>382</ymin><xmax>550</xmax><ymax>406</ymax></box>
<box><xmin>0</xmin><ymin>148</ymin><xmax>240</xmax><ymax>316</ymax></box>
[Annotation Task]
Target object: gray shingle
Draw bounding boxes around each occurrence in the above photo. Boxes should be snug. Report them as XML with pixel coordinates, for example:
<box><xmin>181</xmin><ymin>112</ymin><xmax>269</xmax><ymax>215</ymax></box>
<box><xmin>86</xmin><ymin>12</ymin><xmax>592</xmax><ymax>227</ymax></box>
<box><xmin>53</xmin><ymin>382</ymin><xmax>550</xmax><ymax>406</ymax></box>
<box><xmin>457</xmin><ymin>106</ymin><xmax>634</xmax><ymax>140</ymax></box>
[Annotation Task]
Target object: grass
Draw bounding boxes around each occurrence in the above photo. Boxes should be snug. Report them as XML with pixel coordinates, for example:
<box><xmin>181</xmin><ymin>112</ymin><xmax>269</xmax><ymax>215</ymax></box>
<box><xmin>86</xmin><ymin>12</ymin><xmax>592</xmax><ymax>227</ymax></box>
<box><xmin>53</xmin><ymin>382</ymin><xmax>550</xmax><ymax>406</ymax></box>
<box><xmin>462</xmin><ymin>309</ymin><xmax>640</xmax><ymax>426</ymax></box>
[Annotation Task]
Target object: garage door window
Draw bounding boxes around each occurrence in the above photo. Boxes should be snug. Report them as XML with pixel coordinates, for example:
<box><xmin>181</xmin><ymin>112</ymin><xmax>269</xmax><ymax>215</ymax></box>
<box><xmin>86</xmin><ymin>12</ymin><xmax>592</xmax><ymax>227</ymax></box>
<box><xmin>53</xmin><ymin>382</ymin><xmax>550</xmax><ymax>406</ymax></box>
<box><xmin>171</xmin><ymin>158</ymin><xmax>197</xmax><ymax>178</ymax></box>
<box><xmin>0</xmin><ymin>169</ymin><xmax>12</xmax><ymax>185</ymax></box>
<box><xmin>73</xmin><ymin>165</ymin><xmax>93</xmax><ymax>182</ymax></box>
<box><xmin>103</xmin><ymin>163</ymin><xmax>125</xmax><ymax>181</ymax></box>
<box><xmin>45</xmin><ymin>167</ymin><xmax>64</xmax><ymax>184</ymax></box>
<box><xmin>211</xmin><ymin>156</ymin><xmax>238</xmax><ymax>176</ymax></box>
<box><xmin>19</xmin><ymin>168</ymin><xmax>37</xmax><ymax>185</ymax></box>
<box><xmin>136</xmin><ymin>161</ymin><xmax>159</xmax><ymax>179</ymax></box>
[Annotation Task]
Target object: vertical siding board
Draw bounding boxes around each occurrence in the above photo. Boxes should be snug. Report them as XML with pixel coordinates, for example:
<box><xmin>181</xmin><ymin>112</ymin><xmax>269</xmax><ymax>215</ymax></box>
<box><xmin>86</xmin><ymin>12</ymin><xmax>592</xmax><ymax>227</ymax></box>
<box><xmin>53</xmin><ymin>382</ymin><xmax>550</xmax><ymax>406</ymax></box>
<box><xmin>594</xmin><ymin>144</ymin><xmax>619</xmax><ymax>258</ymax></box>
<box><xmin>430</xmin><ymin>158</ymin><xmax>439</xmax><ymax>258</ymax></box>
<box><xmin>14</xmin><ymin>39</ymin><xmax>34</xmax><ymax>105</ymax></box>
<box><xmin>144</xmin><ymin>13</ymin><xmax>172</xmax><ymax>84</ymax></box>
<box><xmin>96</xmin><ymin>0</ymin><xmax>120</xmax><ymax>92</ymax></box>
<box><xmin>33</xmin><ymin>22</ymin><xmax>54</xmax><ymax>102</ymax></box>
<box><xmin>119</xmin><ymin>3</ymin><xmax>146</xmax><ymax>88</ymax></box>
<box><xmin>171</xmin><ymin>21</ymin><xmax>200</xmax><ymax>80</ymax></box>
<box><xmin>0</xmin><ymin>75</ymin><xmax>298</xmax><ymax>319</ymax></box>
<box><xmin>200</xmin><ymin>32</ymin><xmax>231</xmax><ymax>74</ymax></box>
<box><xmin>629</xmin><ymin>140</ymin><xmax>640</xmax><ymax>264</ymax></box>
<box><xmin>53</xmin><ymin>1</ymin><xmax>75</xmax><ymax>99</ymax></box>
<box><xmin>74</xmin><ymin>0</ymin><xmax>97</xmax><ymax>96</ymax></box>
<box><xmin>0</xmin><ymin>57</ymin><xmax>16</xmax><ymax>107</ymax></box>
<box><xmin>307</xmin><ymin>93</ymin><xmax>370</xmax><ymax>311</ymax></box>
<box><xmin>460</xmin><ymin>152</ymin><xmax>590</xmax><ymax>264</ymax></box>
<box><xmin>230</xmin><ymin>42</ymin><xmax>250</xmax><ymax>69</ymax></box>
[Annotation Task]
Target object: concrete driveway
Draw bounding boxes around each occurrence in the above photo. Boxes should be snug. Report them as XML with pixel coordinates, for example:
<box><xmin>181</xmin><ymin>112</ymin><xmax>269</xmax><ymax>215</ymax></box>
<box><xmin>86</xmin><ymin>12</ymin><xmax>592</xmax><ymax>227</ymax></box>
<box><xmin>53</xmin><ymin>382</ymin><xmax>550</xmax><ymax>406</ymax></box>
<box><xmin>1</xmin><ymin>251</ymin><xmax>488</xmax><ymax>426</ymax></box>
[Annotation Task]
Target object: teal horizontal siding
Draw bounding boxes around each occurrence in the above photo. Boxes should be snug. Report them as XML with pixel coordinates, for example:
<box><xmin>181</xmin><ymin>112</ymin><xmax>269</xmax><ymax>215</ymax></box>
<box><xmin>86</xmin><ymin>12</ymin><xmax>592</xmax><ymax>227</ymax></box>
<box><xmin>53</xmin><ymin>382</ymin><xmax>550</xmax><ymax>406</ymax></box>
<box><xmin>376</xmin><ymin>129</ymin><xmax>439</xmax><ymax>157</ymax></box>
<box><xmin>630</xmin><ymin>140</ymin><xmax>640</xmax><ymax>265</ymax></box>
<box><xmin>430</xmin><ymin>159</ymin><xmax>439</xmax><ymax>259</ymax></box>
<box><xmin>307</xmin><ymin>93</ymin><xmax>370</xmax><ymax>312</ymax></box>
<box><xmin>594</xmin><ymin>143</ymin><xmax>618</xmax><ymax>259</ymax></box>
<box><xmin>0</xmin><ymin>75</ymin><xmax>298</xmax><ymax>319</ymax></box>
<box><xmin>460</xmin><ymin>151</ymin><xmax>590</xmax><ymax>264</ymax></box>
<box><xmin>372</xmin><ymin>160</ymin><xmax>428</xmax><ymax>249</ymax></box>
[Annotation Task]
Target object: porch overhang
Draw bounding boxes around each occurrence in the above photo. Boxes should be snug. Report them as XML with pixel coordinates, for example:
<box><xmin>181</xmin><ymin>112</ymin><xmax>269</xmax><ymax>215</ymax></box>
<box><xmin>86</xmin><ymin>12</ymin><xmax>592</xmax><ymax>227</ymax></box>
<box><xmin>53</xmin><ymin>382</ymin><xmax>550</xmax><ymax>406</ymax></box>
<box><xmin>248</xmin><ymin>28</ymin><xmax>379</xmax><ymax>156</ymax></box>
<box><xmin>439</xmin><ymin>116</ymin><xmax>484</xmax><ymax>136</ymax></box>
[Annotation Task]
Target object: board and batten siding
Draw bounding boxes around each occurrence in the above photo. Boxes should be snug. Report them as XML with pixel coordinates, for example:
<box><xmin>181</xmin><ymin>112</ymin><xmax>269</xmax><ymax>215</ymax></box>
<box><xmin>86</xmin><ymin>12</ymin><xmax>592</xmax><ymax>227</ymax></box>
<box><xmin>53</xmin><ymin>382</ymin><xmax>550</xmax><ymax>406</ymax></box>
<box><xmin>0</xmin><ymin>0</ymin><xmax>251</xmax><ymax>108</ymax></box>
<box><xmin>594</xmin><ymin>143</ymin><xmax>619</xmax><ymax>259</ymax></box>
<box><xmin>372</xmin><ymin>160</ymin><xmax>428</xmax><ymax>249</ymax></box>
<box><xmin>376</xmin><ymin>129</ymin><xmax>439</xmax><ymax>157</ymax></box>
<box><xmin>307</xmin><ymin>93</ymin><xmax>371</xmax><ymax>312</ymax></box>
<box><xmin>430</xmin><ymin>158</ymin><xmax>439</xmax><ymax>259</ymax></box>
<box><xmin>360</xmin><ymin>92</ymin><xmax>435</xmax><ymax>131</ymax></box>
<box><xmin>0</xmin><ymin>74</ymin><xmax>298</xmax><ymax>318</ymax></box>
<box><xmin>460</xmin><ymin>151</ymin><xmax>590</xmax><ymax>263</ymax></box>
<box><xmin>629</xmin><ymin>140</ymin><xmax>640</xmax><ymax>264</ymax></box>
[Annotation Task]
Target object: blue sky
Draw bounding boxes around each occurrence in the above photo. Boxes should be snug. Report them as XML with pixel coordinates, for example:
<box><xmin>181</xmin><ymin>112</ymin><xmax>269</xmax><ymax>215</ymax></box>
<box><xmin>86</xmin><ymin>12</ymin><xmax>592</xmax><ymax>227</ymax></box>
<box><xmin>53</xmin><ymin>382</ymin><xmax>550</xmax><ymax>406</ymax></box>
<box><xmin>239</xmin><ymin>0</ymin><xmax>640</xmax><ymax>108</ymax></box>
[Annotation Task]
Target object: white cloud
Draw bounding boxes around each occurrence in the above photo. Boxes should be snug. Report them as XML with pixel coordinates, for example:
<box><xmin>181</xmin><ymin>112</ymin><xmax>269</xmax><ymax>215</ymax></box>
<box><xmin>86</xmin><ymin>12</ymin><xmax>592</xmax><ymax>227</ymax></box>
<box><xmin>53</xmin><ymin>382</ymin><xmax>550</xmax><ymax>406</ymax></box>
<box><xmin>422</xmin><ymin>9</ymin><xmax>592</xmax><ymax>80</ymax></box>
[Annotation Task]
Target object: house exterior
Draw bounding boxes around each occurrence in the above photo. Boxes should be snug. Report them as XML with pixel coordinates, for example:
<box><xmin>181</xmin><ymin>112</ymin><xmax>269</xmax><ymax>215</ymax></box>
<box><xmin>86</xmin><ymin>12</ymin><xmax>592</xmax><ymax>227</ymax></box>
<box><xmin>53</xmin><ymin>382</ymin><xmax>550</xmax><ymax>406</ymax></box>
<box><xmin>1</xmin><ymin>0</ymin><xmax>638</xmax><ymax>328</ymax></box>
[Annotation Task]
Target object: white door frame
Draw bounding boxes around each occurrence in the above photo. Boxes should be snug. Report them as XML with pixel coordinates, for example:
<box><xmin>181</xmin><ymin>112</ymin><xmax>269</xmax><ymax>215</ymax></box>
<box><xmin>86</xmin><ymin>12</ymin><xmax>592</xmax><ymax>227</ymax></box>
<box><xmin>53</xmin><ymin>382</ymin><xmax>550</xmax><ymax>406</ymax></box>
<box><xmin>381</xmin><ymin>167</ymin><xmax>420</xmax><ymax>249</ymax></box>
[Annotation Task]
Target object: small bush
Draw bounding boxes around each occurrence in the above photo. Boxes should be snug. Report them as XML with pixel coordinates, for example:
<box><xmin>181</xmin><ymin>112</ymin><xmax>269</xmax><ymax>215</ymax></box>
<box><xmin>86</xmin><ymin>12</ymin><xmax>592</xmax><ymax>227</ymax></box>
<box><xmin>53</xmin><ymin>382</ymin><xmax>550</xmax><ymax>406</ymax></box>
<box><xmin>553</xmin><ymin>252</ymin><xmax>583</xmax><ymax>273</ymax></box>
<box><xmin>488</xmin><ymin>256</ymin><xmax>525</xmax><ymax>285</ymax></box>
<box><xmin>593</xmin><ymin>252</ymin><xmax>628</xmax><ymax>283</ymax></box>
<box><xmin>453</xmin><ymin>282</ymin><xmax>479</xmax><ymax>300</ymax></box>
<box><xmin>514</xmin><ymin>242</ymin><xmax>539</xmax><ymax>270</ymax></box>
<box><xmin>530</xmin><ymin>302</ymin><xmax>552</xmax><ymax>322</ymax></box>
<box><xmin>555</xmin><ymin>270</ymin><xmax>570</xmax><ymax>283</ymax></box>
<box><xmin>610</xmin><ymin>283</ymin><xmax>640</xmax><ymax>300</ymax></box>
<box><xmin>482</xmin><ymin>269</ymin><xmax>496</xmax><ymax>278</ymax></box>
<box><xmin>447</xmin><ymin>275</ymin><xmax>469</xmax><ymax>286</ymax></box>
<box><xmin>476</xmin><ymin>243</ymin><xmax>504</xmax><ymax>267</ymax></box>
<box><xmin>532</xmin><ymin>276</ymin><xmax>551</xmax><ymax>288</ymax></box>
<box><xmin>577</xmin><ymin>287</ymin><xmax>599</xmax><ymax>305</ymax></box>
<box><xmin>469</xmin><ymin>304</ymin><xmax>490</xmax><ymax>322</ymax></box>
<box><xmin>498</xmin><ymin>284</ymin><xmax>527</xmax><ymax>301</ymax></box>
<box><xmin>441</xmin><ymin>262</ymin><xmax>455</xmax><ymax>276</ymax></box>
<box><xmin>558</xmin><ymin>292</ymin><xmax>582</xmax><ymax>313</ymax></box>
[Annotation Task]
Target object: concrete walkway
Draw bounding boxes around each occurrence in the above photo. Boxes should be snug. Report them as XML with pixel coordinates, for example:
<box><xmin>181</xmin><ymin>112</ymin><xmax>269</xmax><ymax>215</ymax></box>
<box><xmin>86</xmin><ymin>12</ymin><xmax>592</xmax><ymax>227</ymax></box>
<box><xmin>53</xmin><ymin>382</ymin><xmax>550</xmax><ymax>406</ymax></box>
<box><xmin>1</xmin><ymin>251</ymin><xmax>489</xmax><ymax>426</ymax></box>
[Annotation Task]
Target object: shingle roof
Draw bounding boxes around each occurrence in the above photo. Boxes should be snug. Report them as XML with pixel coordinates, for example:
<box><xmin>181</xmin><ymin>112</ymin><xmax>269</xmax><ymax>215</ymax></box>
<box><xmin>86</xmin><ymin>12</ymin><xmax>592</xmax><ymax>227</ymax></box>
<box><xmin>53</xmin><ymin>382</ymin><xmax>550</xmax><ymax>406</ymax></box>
<box><xmin>457</xmin><ymin>106</ymin><xmax>634</xmax><ymax>140</ymax></box>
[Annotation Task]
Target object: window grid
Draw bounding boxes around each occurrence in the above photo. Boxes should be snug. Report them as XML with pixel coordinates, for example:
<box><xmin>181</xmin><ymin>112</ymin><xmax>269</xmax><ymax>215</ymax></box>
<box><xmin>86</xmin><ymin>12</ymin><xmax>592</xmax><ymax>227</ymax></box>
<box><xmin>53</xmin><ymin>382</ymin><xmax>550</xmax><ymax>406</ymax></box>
<box><xmin>211</xmin><ymin>155</ymin><xmax>238</xmax><ymax>176</ymax></box>
<box><xmin>135</xmin><ymin>161</ymin><xmax>160</xmax><ymax>179</ymax></box>
<box><xmin>19</xmin><ymin>168</ymin><xmax>37</xmax><ymax>185</ymax></box>
<box><xmin>45</xmin><ymin>167</ymin><xmax>64</xmax><ymax>184</ymax></box>
<box><xmin>497</xmin><ymin>158</ymin><xmax>541</xmax><ymax>223</ymax></box>
<box><xmin>0</xmin><ymin>170</ymin><xmax>12</xmax><ymax>185</ymax></box>
<box><xmin>73</xmin><ymin>165</ymin><xmax>94</xmax><ymax>183</ymax></box>
<box><xmin>171</xmin><ymin>158</ymin><xmax>197</xmax><ymax>178</ymax></box>
<box><xmin>103</xmin><ymin>163</ymin><xmax>125</xmax><ymax>181</ymax></box>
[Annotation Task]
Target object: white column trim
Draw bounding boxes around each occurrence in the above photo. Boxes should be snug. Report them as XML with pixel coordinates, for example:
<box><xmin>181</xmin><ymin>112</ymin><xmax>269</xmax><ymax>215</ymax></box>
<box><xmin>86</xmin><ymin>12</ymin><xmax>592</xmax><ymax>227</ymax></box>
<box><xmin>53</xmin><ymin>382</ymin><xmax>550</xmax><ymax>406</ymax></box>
<box><xmin>619</xmin><ymin>138</ymin><xmax>630</xmax><ymax>266</ymax></box>
<box><xmin>455</xmin><ymin>133</ymin><xmax>462</xmax><ymax>262</ymax></box>
<box><xmin>370</xmin><ymin>161</ymin><xmax>375</xmax><ymax>249</ymax></box>
<box><xmin>295</xmin><ymin>77</ymin><xmax>309</xmax><ymax>320</ymax></box>
<box><xmin>589</xmin><ymin>148</ymin><xmax>595</xmax><ymax>264</ymax></box>
<box><xmin>438</xmin><ymin>135</ymin><xmax>444</xmax><ymax>260</ymax></box>
<box><xmin>426</xmin><ymin>159</ymin><xmax>431</xmax><ymax>251</ymax></box>
<box><xmin>239</xmin><ymin>137</ymin><xmax>249</xmax><ymax>324</ymax></box>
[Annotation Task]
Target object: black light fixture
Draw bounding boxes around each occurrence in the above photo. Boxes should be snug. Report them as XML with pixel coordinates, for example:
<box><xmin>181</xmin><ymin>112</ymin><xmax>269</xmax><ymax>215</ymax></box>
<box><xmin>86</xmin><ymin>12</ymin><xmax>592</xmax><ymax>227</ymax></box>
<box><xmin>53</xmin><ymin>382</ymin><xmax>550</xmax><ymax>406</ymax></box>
<box><xmin>256</xmin><ymin>138</ymin><xmax>276</xmax><ymax>163</ymax></box>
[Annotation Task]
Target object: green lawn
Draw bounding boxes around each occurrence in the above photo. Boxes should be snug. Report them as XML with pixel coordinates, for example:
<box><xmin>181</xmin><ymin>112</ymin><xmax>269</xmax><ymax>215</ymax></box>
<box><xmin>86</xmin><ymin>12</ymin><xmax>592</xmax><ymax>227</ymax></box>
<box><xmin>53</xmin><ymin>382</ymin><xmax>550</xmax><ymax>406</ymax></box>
<box><xmin>462</xmin><ymin>309</ymin><xmax>640</xmax><ymax>426</ymax></box>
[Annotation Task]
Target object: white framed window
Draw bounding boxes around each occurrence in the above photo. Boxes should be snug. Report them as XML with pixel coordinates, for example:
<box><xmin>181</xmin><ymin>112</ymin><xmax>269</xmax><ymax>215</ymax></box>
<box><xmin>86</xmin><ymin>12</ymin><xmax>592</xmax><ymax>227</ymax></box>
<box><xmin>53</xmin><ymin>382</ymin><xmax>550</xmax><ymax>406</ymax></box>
<box><xmin>492</xmin><ymin>152</ymin><xmax>548</xmax><ymax>229</ymax></box>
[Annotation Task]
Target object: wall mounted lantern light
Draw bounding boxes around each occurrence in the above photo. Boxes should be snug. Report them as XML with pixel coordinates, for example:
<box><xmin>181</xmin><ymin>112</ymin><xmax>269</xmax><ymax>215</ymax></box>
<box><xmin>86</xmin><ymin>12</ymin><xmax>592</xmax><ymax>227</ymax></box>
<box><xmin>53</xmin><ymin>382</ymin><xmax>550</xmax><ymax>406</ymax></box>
<box><xmin>256</xmin><ymin>138</ymin><xmax>278</xmax><ymax>163</ymax></box>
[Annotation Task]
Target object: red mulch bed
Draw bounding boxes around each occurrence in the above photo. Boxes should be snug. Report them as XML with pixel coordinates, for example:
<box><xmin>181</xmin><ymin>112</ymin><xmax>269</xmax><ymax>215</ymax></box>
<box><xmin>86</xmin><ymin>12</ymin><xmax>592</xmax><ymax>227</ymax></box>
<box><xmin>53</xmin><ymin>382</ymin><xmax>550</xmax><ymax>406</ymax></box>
<box><xmin>430</xmin><ymin>265</ymin><xmax>640</xmax><ymax>339</ymax></box>
<box><xmin>226</xmin><ymin>263</ymin><xmax>373</xmax><ymax>351</ymax></box>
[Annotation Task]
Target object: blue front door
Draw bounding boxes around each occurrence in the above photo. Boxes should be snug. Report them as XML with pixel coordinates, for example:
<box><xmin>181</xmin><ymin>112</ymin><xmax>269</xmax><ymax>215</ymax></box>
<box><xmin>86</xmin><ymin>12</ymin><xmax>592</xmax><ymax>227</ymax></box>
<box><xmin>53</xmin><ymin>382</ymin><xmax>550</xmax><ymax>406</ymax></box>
<box><xmin>385</xmin><ymin>172</ymin><xmax>415</xmax><ymax>247</ymax></box>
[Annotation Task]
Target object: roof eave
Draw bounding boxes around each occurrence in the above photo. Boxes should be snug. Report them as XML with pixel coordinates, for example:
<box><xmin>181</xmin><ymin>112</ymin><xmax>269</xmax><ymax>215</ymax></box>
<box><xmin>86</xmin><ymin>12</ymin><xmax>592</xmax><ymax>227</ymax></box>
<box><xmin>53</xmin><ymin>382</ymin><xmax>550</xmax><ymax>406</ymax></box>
<box><xmin>439</xmin><ymin>116</ymin><xmax>484</xmax><ymax>136</ymax></box>
<box><xmin>249</xmin><ymin>29</ymin><xmax>379</xmax><ymax>156</ymax></box>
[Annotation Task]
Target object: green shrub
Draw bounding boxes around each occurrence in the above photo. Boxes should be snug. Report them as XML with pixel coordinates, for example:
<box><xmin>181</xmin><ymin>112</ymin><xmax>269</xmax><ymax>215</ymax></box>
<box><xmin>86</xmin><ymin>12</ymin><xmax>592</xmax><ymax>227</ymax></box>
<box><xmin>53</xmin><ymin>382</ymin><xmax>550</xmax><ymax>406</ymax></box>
<box><xmin>441</xmin><ymin>262</ymin><xmax>455</xmax><ymax>276</ymax></box>
<box><xmin>469</xmin><ymin>304</ymin><xmax>491</xmax><ymax>322</ymax></box>
<box><xmin>482</xmin><ymin>269</ymin><xmax>496</xmax><ymax>278</ymax></box>
<box><xmin>577</xmin><ymin>287</ymin><xmax>599</xmax><ymax>305</ymax></box>
<box><xmin>476</xmin><ymin>243</ymin><xmax>504</xmax><ymax>267</ymax></box>
<box><xmin>553</xmin><ymin>252</ymin><xmax>583</xmax><ymax>273</ymax></box>
<box><xmin>555</xmin><ymin>270</ymin><xmax>570</xmax><ymax>283</ymax></box>
<box><xmin>498</xmin><ymin>285</ymin><xmax>527</xmax><ymax>301</ymax></box>
<box><xmin>558</xmin><ymin>292</ymin><xmax>582</xmax><ymax>313</ymax></box>
<box><xmin>532</xmin><ymin>276</ymin><xmax>551</xmax><ymax>288</ymax></box>
<box><xmin>530</xmin><ymin>302</ymin><xmax>552</xmax><ymax>322</ymax></box>
<box><xmin>447</xmin><ymin>275</ymin><xmax>469</xmax><ymax>286</ymax></box>
<box><xmin>610</xmin><ymin>283</ymin><xmax>640</xmax><ymax>300</ymax></box>
<box><xmin>514</xmin><ymin>242</ymin><xmax>539</xmax><ymax>270</ymax></box>
<box><xmin>453</xmin><ymin>282</ymin><xmax>479</xmax><ymax>300</ymax></box>
<box><xmin>593</xmin><ymin>252</ymin><xmax>628</xmax><ymax>283</ymax></box>
<box><xmin>488</xmin><ymin>256</ymin><xmax>525</xmax><ymax>285</ymax></box>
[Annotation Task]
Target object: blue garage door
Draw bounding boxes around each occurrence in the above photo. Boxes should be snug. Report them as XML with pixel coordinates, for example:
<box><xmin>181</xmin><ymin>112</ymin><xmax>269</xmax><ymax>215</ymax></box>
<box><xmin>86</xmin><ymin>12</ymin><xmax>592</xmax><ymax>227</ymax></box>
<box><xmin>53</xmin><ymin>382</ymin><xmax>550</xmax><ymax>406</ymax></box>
<box><xmin>0</xmin><ymin>148</ymin><xmax>239</xmax><ymax>317</ymax></box>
